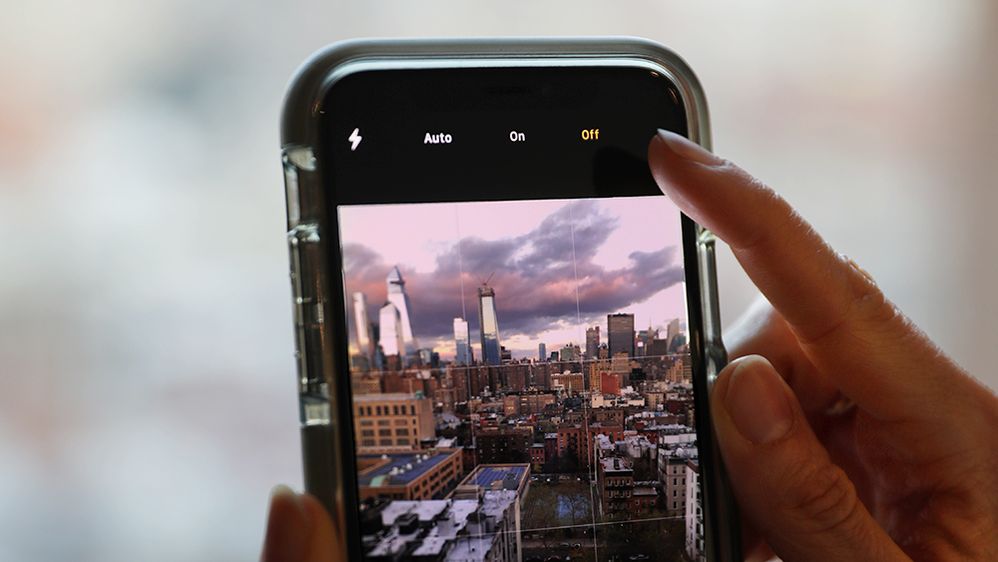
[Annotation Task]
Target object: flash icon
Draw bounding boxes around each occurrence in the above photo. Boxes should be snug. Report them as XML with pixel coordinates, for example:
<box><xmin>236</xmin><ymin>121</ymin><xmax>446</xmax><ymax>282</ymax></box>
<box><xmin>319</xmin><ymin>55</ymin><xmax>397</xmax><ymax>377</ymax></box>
<box><xmin>348</xmin><ymin>128</ymin><xmax>363</xmax><ymax>151</ymax></box>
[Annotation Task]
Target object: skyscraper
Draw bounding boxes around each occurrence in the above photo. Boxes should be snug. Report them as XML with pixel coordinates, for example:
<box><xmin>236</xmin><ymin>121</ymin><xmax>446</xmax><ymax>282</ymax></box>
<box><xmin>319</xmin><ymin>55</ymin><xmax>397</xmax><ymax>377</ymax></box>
<box><xmin>560</xmin><ymin>344</ymin><xmax>580</xmax><ymax>362</ymax></box>
<box><xmin>607</xmin><ymin>313</ymin><xmax>635</xmax><ymax>359</ymax></box>
<box><xmin>352</xmin><ymin>292</ymin><xmax>372</xmax><ymax>359</ymax></box>
<box><xmin>386</xmin><ymin>266</ymin><xmax>417</xmax><ymax>356</ymax></box>
<box><xmin>538</xmin><ymin>343</ymin><xmax>546</xmax><ymax>362</ymax></box>
<box><xmin>585</xmin><ymin>326</ymin><xmax>601</xmax><ymax>360</ymax></box>
<box><xmin>379</xmin><ymin>302</ymin><xmax>405</xmax><ymax>358</ymax></box>
<box><xmin>453</xmin><ymin>317</ymin><xmax>472</xmax><ymax>365</ymax></box>
<box><xmin>638</xmin><ymin>323</ymin><xmax>656</xmax><ymax>357</ymax></box>
<box><xmin>666</xmin><ymin>318</ymin><xmax>681</xmax><ymax>350</ymax></box>
<box><xmin>478</xmin><ymin>283</ymin><xmax>502</xmax><ymax>365</ymax></box>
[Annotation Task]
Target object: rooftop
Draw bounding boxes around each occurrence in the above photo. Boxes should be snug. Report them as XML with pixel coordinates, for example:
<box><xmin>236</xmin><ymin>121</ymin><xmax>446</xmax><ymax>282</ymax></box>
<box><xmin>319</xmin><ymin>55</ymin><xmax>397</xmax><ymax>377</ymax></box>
<box><xmin>661</xmin><ymin>445</ymin><xmax>698</xmax><ymax>460</ymax></box>
<box><xmin>358</xmin><ymin>450</ymin><xmax>458</xmax><ymax>487</ymax></box>
<box><xmin>460</xmin><ymin>464</ymin><xmax>529</xmax><ymax>492</ymax></box>
<box><xmin>354</xmin><ymin>393</ymin><xmax>424</xmax><ymax>402</ymax></box>
<box><xmin>651</xmin><ymin>424</ymin><xmax>695</xmax><ymax>434</ymax></box>
<box><xmin>364</xmin><ymin>492</ymin><xmax>518</xmax><ymax>562</ymax></box>
<box><xmin>365</xmin><ymin>498</ymin><xmax>480</xmax><ymax>558</ymax></box>
<box><xmin>479</xmin><ymin>489</ymin><xmax>518</xmax><ymax>519</ymax></box>
<box><xmin>445</xmin><ymin>537</ymin><xmax>496</xmax><ymax>562</ymax></box>
<box><xmin>378</xmin><ymin>499</ymin><xmax>450</xmax><ymax>525</ymax></box>
<box><xmin>600</xmin><ymin>457</ymin><xmax>633</xmax><ymax>473</ymax></box>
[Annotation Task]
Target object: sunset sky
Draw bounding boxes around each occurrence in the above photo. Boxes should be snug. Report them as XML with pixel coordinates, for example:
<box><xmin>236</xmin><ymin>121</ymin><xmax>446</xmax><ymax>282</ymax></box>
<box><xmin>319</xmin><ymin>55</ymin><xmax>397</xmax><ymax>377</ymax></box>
<box><xmin>338</xmin><ymin>196</ymin><xmax>687</xmax><ymax>361</ymax></box>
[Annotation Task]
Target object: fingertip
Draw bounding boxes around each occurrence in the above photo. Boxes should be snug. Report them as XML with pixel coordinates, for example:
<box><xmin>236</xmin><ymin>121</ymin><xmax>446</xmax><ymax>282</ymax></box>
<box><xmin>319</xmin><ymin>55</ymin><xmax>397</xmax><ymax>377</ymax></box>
<box><xmin>647</xmin><ymin>130</ymin><xmax>697</xmax><ymax>207</ymax></box>
<box><xmin>647</xmin><ymin>129</ymin><xmax>733</xmax><ymax>236</ymax></box>
<box><xmin>271</xmin><ymin>484</ymin><xmax>299</xmax><ymax>502</ymax></box>
<box><xmin>651</xmin><ymin>129</ymin><xmax>724</xmax><ymax>166</ymax></box>
<box><xmin>262</xmin><ymin>485</ymin><xmax>311</xmax><ymax>562</ymax></box>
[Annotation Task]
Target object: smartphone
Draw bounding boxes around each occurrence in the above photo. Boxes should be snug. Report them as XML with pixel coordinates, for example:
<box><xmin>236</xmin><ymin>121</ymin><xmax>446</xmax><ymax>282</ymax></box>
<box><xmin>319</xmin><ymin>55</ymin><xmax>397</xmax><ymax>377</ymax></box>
<box><xmin>280</xmin><ymin>37</ymin><xmax>739</xmax><ymax>562</ymax></box>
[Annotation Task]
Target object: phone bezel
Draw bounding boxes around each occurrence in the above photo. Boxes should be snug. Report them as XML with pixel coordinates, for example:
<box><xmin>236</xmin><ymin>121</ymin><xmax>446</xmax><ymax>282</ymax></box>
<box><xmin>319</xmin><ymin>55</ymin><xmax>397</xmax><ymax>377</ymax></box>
<box><xmin>280</xmin><ymin>37</ymin><xmax>738</xmax><ymax>562</ymax></box>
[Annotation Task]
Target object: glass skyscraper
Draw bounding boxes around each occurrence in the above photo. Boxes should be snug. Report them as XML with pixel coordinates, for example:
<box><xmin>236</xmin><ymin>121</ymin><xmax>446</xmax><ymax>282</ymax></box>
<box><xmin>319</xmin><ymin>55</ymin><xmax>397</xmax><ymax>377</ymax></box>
<box><xmin>378</xmin><ymin>302</ymin><xmax>405</xmax><ymax>357</ymax></box>
<box><xmin>538</xmin><ymin>343</ymin><xmax>546</xmax><ymax>362</ymax></box>
<box><xmin>477</xmin><ymin>283</ymin><xmax>501</xmax><ymax>365</ymax></box>
<box><xmin>386</xmin><ymin>266</ymin><xmax>417</xmax><ymax>356</ymax></box>
<box><xmin>453</xmin><ymin>317</ymin><xmax>471</xmax><ymax>365</ymax></box>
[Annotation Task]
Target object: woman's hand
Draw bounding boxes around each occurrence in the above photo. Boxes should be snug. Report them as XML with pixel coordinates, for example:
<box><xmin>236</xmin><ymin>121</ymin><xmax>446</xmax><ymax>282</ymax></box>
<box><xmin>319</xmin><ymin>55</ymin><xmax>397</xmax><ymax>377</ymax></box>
<box><xmin>649</xmin><ymin>130</ymin><xmax>998</xmax><ymax>562</ymax></box>
<box><xmin>260</xmin><ymin>131</ymin><xmax>996</xmax><ymax>562</ymax></box>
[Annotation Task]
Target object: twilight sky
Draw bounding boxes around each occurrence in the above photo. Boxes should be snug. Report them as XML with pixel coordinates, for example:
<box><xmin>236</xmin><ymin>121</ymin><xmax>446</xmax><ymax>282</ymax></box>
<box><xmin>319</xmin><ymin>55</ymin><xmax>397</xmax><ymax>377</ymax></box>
<box><xmin>338</xmin><ymin>196</ymin><xmax>687</xmax><ymax>360</ymax></box>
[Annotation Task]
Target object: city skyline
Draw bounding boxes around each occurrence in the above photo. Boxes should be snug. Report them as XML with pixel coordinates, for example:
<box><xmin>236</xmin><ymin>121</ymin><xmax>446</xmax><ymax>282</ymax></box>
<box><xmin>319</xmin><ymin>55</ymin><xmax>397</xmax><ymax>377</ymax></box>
<box><xmin>339</xmin><ymin>197</ymin><xmax>687</xmax><ymax>361</ymax></box>
<box><xmin>340</xmin><ymin>197</ymin><xmax>700</xmax><ymax>561</ymax></box>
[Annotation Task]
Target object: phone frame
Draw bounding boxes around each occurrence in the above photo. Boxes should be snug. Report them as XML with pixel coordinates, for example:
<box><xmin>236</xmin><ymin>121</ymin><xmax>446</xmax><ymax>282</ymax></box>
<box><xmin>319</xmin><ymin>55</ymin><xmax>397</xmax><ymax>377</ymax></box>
<box><xmin>280</xmin><ymin>37</ymin><xmax>739</xmax><ymax>561</ymax></box>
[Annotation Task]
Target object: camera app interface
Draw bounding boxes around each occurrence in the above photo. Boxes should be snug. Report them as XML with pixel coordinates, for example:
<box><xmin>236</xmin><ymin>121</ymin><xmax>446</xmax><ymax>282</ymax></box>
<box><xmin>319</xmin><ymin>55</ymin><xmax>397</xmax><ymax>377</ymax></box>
<box><xmin>338</xmin><ymin>195</ymin><xmax>702</xmax><ymax>561</ymax></box>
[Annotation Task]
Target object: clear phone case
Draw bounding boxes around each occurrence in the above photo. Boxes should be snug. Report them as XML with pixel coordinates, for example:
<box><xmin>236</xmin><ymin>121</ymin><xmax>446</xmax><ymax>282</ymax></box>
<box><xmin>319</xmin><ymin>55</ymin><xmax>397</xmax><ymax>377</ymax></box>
<box><xmin>280</xmin><ymin>37</ymin><xmax>738</xmax><ymax>561</ymax></box>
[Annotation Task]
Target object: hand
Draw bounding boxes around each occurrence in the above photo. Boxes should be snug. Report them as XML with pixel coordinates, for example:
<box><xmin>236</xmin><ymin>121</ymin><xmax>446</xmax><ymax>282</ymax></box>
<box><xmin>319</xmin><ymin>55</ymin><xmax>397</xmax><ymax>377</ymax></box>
<box><xmin>260</xmin><ymin>485</ymin><xmax>340</xmax><ymax>562</ymax></box>
<box><xmin>649</xmin><ymin>130</ymin><xmax>998</xmax><ymax>562</ymax></box>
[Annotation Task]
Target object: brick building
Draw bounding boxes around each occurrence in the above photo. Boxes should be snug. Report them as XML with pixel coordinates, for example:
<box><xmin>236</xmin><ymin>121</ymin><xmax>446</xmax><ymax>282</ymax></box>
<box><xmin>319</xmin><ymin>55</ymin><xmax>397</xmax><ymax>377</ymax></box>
<box><xmin>353</xmin><ymin>393</ymin><xmax>434</xmax><ymax>452</ymax></box>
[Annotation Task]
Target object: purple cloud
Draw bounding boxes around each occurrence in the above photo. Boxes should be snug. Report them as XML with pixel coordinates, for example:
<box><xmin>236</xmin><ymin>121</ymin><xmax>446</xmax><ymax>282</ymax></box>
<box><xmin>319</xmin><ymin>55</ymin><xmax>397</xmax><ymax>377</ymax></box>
<box><xmin>343</xmin><ymin>200</ymin><xmax>683</xmax><ymax>346</ymax></box>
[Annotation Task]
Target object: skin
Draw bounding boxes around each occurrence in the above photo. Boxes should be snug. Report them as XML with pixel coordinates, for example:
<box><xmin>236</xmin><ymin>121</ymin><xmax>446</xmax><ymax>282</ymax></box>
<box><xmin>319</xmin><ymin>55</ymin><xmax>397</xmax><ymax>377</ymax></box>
<box><xmin>260</xmin><ymin>131</ymin><xmax>998</xmax><ymax>562</ymax></box>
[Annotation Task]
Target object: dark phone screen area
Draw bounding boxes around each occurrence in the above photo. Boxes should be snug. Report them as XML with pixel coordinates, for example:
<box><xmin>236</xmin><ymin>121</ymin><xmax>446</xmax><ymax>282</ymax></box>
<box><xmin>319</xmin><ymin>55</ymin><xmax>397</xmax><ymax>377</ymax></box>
<box><xmin>320</xmin><ymin>65</ymin><xmax>706</xmax><ymax>561</ymax></box>
<box><xmin>322</xmin><ymin>66</ymin><xmax>686</xmax><ymax>204</ymax></box>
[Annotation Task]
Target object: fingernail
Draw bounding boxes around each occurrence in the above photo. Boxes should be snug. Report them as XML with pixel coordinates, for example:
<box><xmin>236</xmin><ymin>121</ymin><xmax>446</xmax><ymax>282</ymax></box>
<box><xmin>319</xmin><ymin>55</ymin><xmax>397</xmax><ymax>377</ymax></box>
<box><xmin>262</xmin><ymin>485</ymin><xmax>311</xmax><ymax>562</ymax></box>
<box><xmin>722</xmin><ymin>356</ymin><xmax>794</xmax><ymax>444</ymax></box>
<box><xmin>654</xmin><ymin>129</ymin><xmax>724</xmax><ymax>166</ymax></box>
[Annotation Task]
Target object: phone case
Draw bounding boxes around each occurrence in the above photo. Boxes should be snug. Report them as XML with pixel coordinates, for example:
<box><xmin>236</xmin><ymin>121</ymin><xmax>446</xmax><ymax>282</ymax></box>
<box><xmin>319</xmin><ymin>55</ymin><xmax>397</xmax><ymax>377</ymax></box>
<box><xmin>280</xmin><ymin>37</ymin><xmax>738</xmax><ymax>562</ymax></box>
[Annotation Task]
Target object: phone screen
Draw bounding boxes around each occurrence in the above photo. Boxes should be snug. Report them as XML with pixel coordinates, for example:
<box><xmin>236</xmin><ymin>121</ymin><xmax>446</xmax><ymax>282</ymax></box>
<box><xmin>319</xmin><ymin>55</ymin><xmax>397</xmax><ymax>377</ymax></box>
<box><xmin>321</xmin><ymin>65</ymin><xmax>706</xmax><ymax>561</ymax></box>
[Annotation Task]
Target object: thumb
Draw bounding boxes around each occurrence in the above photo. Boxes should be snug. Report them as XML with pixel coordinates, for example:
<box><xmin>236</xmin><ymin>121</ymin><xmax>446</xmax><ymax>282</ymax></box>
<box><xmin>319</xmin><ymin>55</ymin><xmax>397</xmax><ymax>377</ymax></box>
<box><xmin>711</xmin><ymin>356</ymin><xmax>907</xmax><ymax>562</ymax></box>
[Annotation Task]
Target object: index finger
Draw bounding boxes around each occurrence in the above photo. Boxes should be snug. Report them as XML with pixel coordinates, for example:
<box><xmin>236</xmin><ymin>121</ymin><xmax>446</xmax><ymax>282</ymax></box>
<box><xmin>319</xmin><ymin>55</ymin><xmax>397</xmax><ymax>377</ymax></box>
<box><xmin>648</xmin><ymin>130</ymin><xmax>962</xmax><ymax>419</ymax></box>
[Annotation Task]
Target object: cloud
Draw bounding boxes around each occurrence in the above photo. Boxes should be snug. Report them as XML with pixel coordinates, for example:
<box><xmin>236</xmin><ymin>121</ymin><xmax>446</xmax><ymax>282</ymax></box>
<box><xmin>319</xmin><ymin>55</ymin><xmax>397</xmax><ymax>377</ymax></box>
<box><xmin>342</xmin><ymin>200</ymin><xmax>683</xmax><ymax>350</ymax></box>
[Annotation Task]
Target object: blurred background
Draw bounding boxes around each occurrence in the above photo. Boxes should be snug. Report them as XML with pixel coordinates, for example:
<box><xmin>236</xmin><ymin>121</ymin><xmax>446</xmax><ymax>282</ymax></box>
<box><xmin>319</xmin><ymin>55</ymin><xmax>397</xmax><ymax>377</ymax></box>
<box><xmin>2</xmin><ymin>1</ymin><xmax>996</xmax><ymax>560</ymax></box>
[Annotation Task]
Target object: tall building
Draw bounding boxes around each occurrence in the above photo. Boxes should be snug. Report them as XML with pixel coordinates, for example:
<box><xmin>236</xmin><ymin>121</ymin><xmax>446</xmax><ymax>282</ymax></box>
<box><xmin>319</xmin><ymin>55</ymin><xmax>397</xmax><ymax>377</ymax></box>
<box><xmin>659</xmin><ymin>445</ymin><xmax>697</xmax><ymax>516</ymax></box>
<box><xmin>478</xmin><ymin>283</ymin><xmax>502</xmax><ymax>365</ymax></box>
<box><xmin>585</xmin><ymin>326</ymin><xmax>600</xmax><ymax>359</ymax></box>
<box><xmin>638</xmin><ymin>323</ymin><xmax>656</xmax><ymax>356</ymax></box>
<box><xmin>666</xmin><ymin>318</ymin><xmax>681</xmax><ymax>350</ymax></box>
<box><xmin>386</xmin><ymin>266</ymin><xmax>417</xmax><ymax>355</ymax></box>
<box><xmin>453</xmin><ymin>317</ymin><xmax>472</xmax><ymax>365</ymax></box>
<box><xmin>607</xmin><ymin>313</ymin><xmax>635</xmax><ymax>359</ymax></box>
<box><xmin>559</xmin><ymin>344</ymin><xmax>580</xmax><ymax>362</ymax></box>
<box><xmin>352</xmin><ymin>292</ymin><xmax>372</xmax><ymax>359</ymax></box>
<box><xmin>538</xmin><ymin>343</ymin><xmax>546</xmax><ymax>362</ymax></box>
<box><xmin>378</xmin><ymin>302</ymin><xmax>405</xmax><ymax>358</ymax></box>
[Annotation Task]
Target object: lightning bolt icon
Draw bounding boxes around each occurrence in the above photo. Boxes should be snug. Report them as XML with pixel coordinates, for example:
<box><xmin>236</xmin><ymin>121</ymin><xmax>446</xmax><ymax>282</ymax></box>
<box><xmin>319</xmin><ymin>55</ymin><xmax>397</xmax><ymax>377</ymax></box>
<box><xmin>348</xmin><ymin>127</ymin><xmax>362</xmax><ymax>151</ymax></box>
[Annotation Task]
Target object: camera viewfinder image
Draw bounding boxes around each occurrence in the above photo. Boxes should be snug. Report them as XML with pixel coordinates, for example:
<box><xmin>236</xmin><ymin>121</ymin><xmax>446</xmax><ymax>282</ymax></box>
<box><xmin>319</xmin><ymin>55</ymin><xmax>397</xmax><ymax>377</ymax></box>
<box><xmin>338</xmin><ymin>196</ymin><xmax>700</xmax><ymax>561</ymax></box>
